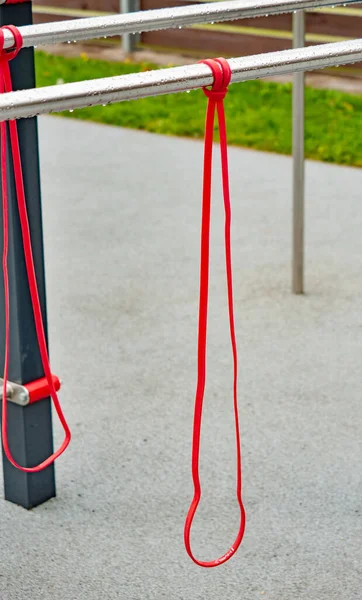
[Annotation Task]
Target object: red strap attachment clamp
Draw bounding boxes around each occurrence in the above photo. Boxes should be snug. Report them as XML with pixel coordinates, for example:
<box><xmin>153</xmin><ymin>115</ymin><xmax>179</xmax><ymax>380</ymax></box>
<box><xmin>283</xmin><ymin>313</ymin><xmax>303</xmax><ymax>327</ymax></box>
<box><xmin>184</xmin><ymin>58</ymin><xmax>246</xmax><ymax>568</ymax></box>
<box><xmin>0</xmin><ymin>25</ymin><xmax>71</xmax><ymax>472</ymax></box>
<box><xmin>26</xmin><ymin>375</ymin><xmax>61</xmax><ymax>404</ymax></box>
<box><xmin>0</xmin><ymin>375</ymin><xmax>61</xmax><ymax>407</ymax></box>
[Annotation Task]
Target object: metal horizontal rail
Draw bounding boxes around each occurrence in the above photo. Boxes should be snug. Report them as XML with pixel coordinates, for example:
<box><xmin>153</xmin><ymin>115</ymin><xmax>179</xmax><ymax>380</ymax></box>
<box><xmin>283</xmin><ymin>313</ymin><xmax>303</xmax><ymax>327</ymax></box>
<box><xmin>1</xmin><ymin>0</ymin><xmax>361</xmax><ymax>50</ymax></box>
<box><xmin>0</xmin><ymin>38</ymin><xmax>361</xmax><ymax>121</ymax></box>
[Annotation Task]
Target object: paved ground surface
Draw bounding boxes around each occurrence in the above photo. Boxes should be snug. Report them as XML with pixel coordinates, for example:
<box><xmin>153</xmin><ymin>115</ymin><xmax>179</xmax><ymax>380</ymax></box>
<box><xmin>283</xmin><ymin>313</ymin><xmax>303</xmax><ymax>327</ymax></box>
<box><xmin>1</xmin><ymin>117</ymin><xmax>362</xmax><ymax>599</ymax></box>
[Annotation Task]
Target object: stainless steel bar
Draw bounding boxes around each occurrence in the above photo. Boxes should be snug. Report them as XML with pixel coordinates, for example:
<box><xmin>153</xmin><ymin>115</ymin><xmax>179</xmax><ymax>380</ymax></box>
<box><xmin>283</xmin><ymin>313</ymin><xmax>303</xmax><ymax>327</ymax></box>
<box><xmin>1</xmin><ymin>0</ymin><xmax>361</xmax><ymax>50</ymax></box>
<box><xmin>0</xmin><ymin>38</ymin><xmax>361</xmax><ymax>121</ymax></box>
<box><xmin>292</xmin><ymin>11</ymin><xmax>305</xmax><ymax>294</ymax></box>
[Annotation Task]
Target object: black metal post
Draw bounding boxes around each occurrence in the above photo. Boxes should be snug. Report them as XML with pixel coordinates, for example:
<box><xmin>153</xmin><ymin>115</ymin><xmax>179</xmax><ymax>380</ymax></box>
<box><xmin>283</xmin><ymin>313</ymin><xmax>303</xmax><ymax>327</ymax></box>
<box><xmin>0</xmin><ymin>1</ymin><xmax>56</xmax><ymax>508</ymax></box>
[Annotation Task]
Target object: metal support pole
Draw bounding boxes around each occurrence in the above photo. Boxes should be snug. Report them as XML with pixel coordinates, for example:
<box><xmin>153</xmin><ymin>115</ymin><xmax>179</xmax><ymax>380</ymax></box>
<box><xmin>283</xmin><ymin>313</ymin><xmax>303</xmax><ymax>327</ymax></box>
<box><xmin>292</xmin><ymin>10</ymin><xmax>305</xmax><ymax>294</ymax></box>
<box><xmin>0</xmin><ymin>1</ymin><xmax>56</xmax><ymax>508</ymax></box>
<box><xmin>120</xmin><ymin>0</ymin><xmax>140</xmax><ymax>54</ymax></box>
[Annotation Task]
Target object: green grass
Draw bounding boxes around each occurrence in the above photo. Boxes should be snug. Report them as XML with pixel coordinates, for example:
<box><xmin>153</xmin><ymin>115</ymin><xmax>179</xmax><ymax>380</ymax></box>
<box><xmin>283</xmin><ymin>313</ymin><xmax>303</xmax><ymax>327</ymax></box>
<box><xmin>35</xmin><ymin>50</ymin><xmax>362</xmax><ymax>167</ymax></box>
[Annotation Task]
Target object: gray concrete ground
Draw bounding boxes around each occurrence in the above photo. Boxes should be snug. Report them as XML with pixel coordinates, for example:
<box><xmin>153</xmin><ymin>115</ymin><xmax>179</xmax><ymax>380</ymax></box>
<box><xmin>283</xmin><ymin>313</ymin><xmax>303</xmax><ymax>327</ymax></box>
<box><xmin>1</xmin><ymin>117</ymin><xmax>362</xmax><ymax>599</ymax></box>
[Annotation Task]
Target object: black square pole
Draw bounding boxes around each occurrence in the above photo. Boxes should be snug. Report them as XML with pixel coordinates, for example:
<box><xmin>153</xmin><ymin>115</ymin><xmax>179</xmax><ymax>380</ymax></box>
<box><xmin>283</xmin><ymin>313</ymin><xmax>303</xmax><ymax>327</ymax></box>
<box><xmin>0</xmin><ymin>0</ymin><xmax>56</xmax><ymax>508</ymax></box>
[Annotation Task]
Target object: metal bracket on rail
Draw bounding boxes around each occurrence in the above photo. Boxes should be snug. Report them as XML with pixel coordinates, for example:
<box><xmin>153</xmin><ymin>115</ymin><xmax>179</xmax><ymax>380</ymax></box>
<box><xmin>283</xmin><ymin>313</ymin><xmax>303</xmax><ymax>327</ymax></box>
<box><xmin>0</xmin><ymin>375</ymin><xmax>61</xmax><ymax>406</ymax></box>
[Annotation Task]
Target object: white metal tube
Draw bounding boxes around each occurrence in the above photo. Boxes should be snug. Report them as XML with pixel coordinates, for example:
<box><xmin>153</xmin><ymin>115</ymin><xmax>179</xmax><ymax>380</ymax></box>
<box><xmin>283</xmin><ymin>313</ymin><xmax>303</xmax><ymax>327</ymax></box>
<box><xmin>0</xmin><ymin>38</ymin><xmax>361</xmax><ymax>121</ymax></box>
<box><xmin>292</xmin><ymin>11</ymin><xmax>306</xmax><ymax>294</ymax></box>
<box><xmin>1</xmin><ymin>0</ymin><xmax>360</xmax><ymax>50</ymax></box>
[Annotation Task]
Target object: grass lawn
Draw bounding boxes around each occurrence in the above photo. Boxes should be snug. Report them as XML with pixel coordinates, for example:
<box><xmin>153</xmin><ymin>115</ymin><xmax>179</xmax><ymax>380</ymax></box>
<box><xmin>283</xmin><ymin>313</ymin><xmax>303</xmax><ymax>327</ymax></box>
<box><xmin>35</xmin><ymin>50</ymin><xmax>362</xmax><ymax>167</ymax></box>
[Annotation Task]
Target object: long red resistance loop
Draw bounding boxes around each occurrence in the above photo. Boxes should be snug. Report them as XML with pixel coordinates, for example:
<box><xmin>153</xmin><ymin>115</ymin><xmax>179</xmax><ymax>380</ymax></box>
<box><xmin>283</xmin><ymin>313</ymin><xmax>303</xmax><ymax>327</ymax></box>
<box><xmin>0</xmin><ymin>26</ymin><xmax>71</xmax><ymax>472</ymax></box>
<box><xmin>184</xmin><ymin>58</ymin><xmax>246</xmax><ymax>568</ymax></box>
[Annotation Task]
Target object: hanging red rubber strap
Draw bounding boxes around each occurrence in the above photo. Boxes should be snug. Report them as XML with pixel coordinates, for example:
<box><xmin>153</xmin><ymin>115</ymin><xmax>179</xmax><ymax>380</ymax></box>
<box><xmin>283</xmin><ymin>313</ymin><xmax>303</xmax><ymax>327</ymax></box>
<box><xmin>0</xmin><ymin>26</ymin><xmax>71</xmax><ymax>472</ymax></box>
<box><xmin>184</xmin><ymin>58</ymin><xmax>246</xmax><ymax>568</ymax></box>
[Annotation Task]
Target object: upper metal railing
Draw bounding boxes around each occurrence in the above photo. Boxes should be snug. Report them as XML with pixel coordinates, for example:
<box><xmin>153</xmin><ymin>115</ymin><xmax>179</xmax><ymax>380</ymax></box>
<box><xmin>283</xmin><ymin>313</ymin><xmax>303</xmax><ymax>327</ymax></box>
<box><xmin>0</xmin><ymin>0</ymin><xmax>360</xmax><ymax>49</ymax></box>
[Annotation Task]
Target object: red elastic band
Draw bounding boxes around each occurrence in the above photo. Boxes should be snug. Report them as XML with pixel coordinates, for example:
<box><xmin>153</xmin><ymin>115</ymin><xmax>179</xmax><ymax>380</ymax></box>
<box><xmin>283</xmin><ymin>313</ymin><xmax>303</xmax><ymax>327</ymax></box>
<box><xmin>0</xmin><ymin>26</ymin><xmax>71</xmax><ymax>472</ymax></box>
<box><xmin>184</xmin><ymin>58</ymin><xmax>246</xmax><ymax>568</ymax></box>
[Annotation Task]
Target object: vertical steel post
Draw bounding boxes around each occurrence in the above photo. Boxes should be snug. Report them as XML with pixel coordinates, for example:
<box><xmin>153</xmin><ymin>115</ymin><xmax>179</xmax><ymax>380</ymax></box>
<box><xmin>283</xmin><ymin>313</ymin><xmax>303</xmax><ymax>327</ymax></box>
<box><xmin>0</xmin><ymin>1</ymin><xmax>56</xmax><ymax>508</ymax></box>
<box><xmin>292</xmin><ymin>11</ymin><xmax>305</xmax><ymax>294</ymax></box>
<box><xmin>120</xmin><ymin>0</ymin><xmax>140</xmax><ymax>54</ymax></box>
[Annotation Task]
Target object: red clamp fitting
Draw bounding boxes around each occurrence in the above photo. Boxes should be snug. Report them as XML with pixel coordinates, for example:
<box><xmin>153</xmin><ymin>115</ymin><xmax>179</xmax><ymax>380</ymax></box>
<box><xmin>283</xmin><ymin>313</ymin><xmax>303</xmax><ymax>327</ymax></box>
<box><xmin>0</xmin><ymin>375</ymin><xmax>61</xmax><ymax>406</ymax></box>
<box><xmin>25</xmin><ymin>374</ymin><xmax>61</xmax><ymax>404</ymax></box>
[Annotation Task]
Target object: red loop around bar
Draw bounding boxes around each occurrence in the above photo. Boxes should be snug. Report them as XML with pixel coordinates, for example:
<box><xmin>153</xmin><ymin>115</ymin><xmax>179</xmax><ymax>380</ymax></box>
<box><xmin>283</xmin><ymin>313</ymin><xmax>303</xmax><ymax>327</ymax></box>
<box><xmin>2</xmin><ymin>25</ymin><xmax>23</xmax><ymax>59</ymax></box>
<box><xmin>184</xmin><ymin>58</ymin><xmax>246</xmax><ymax>568</ymax></box>
<box><xmin>201</xmin><ymin>57</ymin><xmax>231</xmax><ymax>101</ymax></box>
<box><xmin>0</xmin><ymin>26</ymin><xmax>71</xmax><ymax>472</ymax></box>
